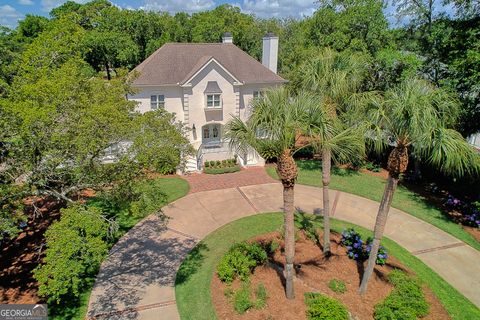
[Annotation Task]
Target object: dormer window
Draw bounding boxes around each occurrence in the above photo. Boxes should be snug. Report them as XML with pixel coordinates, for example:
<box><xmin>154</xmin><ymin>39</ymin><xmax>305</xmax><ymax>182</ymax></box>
<box><xmin>206</xmin><ymin>94</ymin><xmax>221</xmax><ymax>109</ymax></box>
<box><xmin>204</xmin><ymin>81</ymin><xmax>222</xmax><ymax>110</ymax></box>
<box><xmin>150</xmin><ymin>94</ymin><xmax>165</xmax><ymax>110</ymax></box>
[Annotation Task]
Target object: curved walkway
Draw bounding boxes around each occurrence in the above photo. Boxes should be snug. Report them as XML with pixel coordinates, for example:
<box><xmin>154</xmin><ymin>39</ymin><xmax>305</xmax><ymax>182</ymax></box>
<box><xmin>86</xmin><ymin>183</ymin><xmax>480</xmax><ymax>319</ymax></box>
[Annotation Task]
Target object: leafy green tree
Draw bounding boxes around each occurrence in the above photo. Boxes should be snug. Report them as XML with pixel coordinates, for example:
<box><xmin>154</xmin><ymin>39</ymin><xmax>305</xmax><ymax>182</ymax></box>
<box><xmin>226</xmin><ymin>88</ymin><xmax>320</xmax><ymax>299</ymax></box>
<box><xmin>4</xmin><ymin>59</ymin><xmax>137</xmax><ymax>202</ymax></box>
<box><xmin>365</xmin><ymin>48</ymin><xmax>422</xmax><ymax>91</ymax></box>
<box><xmin>429</xmin><ymin>18</ymin><xmax>480</xmax><ymax>136</ymax></box>
<box><xmin>445</xmin><ymin>0</ymin><xmax>479</xmax><ymax>18</ymax></box>
<box><xmin>50</xmin><ymin>1</ymin><xmax>82</xmax><ymax>19</ymax></box>
<box><xmin>296</xmin><ymin>48</ymin><xmax>367</xmax><ymax>254</ymax></box>
<box><xmin>132</xmin><ymin>109</ymin><xmax>193</xmax><ymax>174</ymax></box>
<box><xmin>16</xmin><ymin>15</ymin><xmax>49</xmax><ymax>41</ymax></box>
<box><xmin>359</xmin><ymin>78</ymin><xmax>480</xmax><ymax>294</ymax></box>
<box><xmin>308</xmin><ymin>0</ymin><xmax>390</xmax><ymax>54</ymax></box>
<box><xmin>82</xmin><ymin>30</ymin><xmax>139</xmax><ymax>79</ymax></box>
<box><xmin>33</xmin><ymin>205</ymin><xmax>110</xmax><ymax>303</ymax></box>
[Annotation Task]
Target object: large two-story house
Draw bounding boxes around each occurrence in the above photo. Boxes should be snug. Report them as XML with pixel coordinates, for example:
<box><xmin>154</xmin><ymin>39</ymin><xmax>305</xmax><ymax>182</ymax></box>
<box><xmin>128</xmin><ymin>32</ymin><xmax>287</xmax><ymax>172</ymax></box>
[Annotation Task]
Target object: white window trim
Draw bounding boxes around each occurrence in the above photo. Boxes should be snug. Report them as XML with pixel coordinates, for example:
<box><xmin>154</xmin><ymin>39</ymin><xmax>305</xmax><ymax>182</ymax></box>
<box><xmin>205</xmin><ymin>93</ymin><xmax>222</xmax><ymax>109</ymax></box>
<box><xmin>150</xmin><ymin>94</ymin><xmax>165</xmax><ymax>110</ymax></box>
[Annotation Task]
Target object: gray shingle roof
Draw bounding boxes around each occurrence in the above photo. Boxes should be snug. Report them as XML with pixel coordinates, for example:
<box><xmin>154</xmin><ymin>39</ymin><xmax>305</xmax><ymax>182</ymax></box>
<box><xmin>132</xmin><ymin>43</ymin><xmax>287</xmax><ymax>86</ymax></box>
<box><xmin>204</xmin><ymin>81</ymin><xmax>222</xmax><ymax>93</ymax></box>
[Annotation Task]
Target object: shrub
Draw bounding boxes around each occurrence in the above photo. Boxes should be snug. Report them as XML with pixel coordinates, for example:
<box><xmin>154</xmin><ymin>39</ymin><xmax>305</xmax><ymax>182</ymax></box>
<box><xmin>366</xmin><ymin>238</ymin><xmax>388</xmax><ymax>265</ymax></box>
<box><xmin>294</xmin><ymin>145</ymin><xmax>314</xmax><ymax>159</ymax></box>
<box><xmin>295</xmin><ymin>213</ymin><xmax>320</xmax><ymax>244</ymax></box>
<box><xmin>268</xmin><ymin>240</ymin><xmax>280</xmax><ymax>254</ymax></box>
<box><xmin>374</xmin><ymin>270</ymin><xmax>429</xmax><ymax>320</ymax></box>
<box><xmin>204</xmin><ymin>166</ymin><xmax>240</xmax><ymax>174</ymax></box>
<box><xmin>328</xmin><ymin>279</ymin><xmax>347</xmax><ymax>294</ymax></box>
<box><xmin>204</xmin><ymin>161</ymin><xmax>210</xmax><ymax>168</ymax></box>
<box><xmin>216</xmin><ymin>160</ymin><xmax>221</xmax><ymax>166</ymax></box>
<box><xmin>33</xmin><ymin>205</ymin><xmax>110</xmax><ymax>303</ymax></box>
<box><xmin>234</xmin><ymin>283</ymin><xmax>253</xmax><ymax>314</ymax></box>
<box><xmin>229</xmin><ymin>282</ymin><xmax>268</xmax><ymax>314</ymax></box>
<box><xmin>341</xmin><ymin>228</ymin><xmax>366</xmax><ymax>260</ymax></box>
<box><xmin>365</xmin><ymin>161</ymin><xmax>381</xmax><ymax>172</ymax></box>
<box><xmin>341</xmin><ymin>228</ymin><xmax>388</xmax><ymax>265</ymax></box>
<box><xmin>255</xmin><ymin>283</ymin><xmax>268</xmax><ymax>309</ymax></box>
<box><xmin>305</xmin><ymin>293</ymin><xmax>349</xmax><ymax>320</ymax></box>
<box><xmin>445</xmin><ymin>196</ymin><xmax>480</xmax><ymax>228</ymax></box>
<box><xmin>217</xmin><ymin>242</ymin><xmax>267</xmax><ymax>283</ymax></box>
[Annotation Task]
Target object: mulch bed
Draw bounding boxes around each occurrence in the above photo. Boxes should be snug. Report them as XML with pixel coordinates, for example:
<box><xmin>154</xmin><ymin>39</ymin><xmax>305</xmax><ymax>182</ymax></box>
<box><xmin>211</xmin><ymin>231</ymin><xmax>450</xmax><ymax>320</ymax></box>
<box><xmin>0</xmin><ymin>197</ymin><xmax>64</xmax><ymax>304</ymax></box>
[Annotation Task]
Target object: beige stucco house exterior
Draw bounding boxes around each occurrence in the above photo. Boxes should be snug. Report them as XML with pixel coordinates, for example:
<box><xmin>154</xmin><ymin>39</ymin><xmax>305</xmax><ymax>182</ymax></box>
<box><xmin>128</xmin><ymin>32</ymin><xmax>287</xmax><ymax>172</ymax></box>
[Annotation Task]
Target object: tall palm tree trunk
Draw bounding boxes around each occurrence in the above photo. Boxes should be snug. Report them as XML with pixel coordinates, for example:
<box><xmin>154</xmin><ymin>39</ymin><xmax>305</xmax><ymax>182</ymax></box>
<box><xmin>359</xmin><ymin>146</ymin><xmax>407</xmax><ymax>295</ymax></box>
<box><xmin>277</xmin><ymin>150</ymin><xmax>298</xmax><ymax>299</ymax></box>
<box><xmin>283</xmin><ymin>185</ymin><xmax>295</xmax><ymax>299</ymax></box>
<box><xmin>359</xmin><ymin>173</ymin><xmax>398</xmax><ymax>294</ymax></box>
<box><xmin>322</xmin><ymin>149</ymin><xmax>332</xmax><ymax>255</ymax></box>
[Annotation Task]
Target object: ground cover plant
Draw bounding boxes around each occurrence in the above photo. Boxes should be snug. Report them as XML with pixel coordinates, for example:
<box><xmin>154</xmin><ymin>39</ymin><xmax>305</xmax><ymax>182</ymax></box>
<box><xmin>374</xmin><ymin>270</ymin><xmax>429</xmax><ymax>320</ymax></box>
<box><xmin>175</xmin><ymin>213</ymin><xmax>480</xmax><ymax>320</ymax></box>
<box><xmin>266</xmin><ymin>160</ymin><xmax>480</xmax><ymax>251</ymax></box>
<box><xmin>304</xmin><ymin>292</ymin><xmax>349</xmax><ymax>320</ymax></box>
<box><xmin>224</xmin><ymin>282</ymin><xmax>268</xmax><ymax>314</ymax></box>
<box><xmin>328</xmin><ymin>279</ymin><xmax>347</xmax><ymax>294</ymax></box>
<box><xmin>204</xmin><ymin>159</ymin><xmax>240</xmax><ymax>174</ymax></box>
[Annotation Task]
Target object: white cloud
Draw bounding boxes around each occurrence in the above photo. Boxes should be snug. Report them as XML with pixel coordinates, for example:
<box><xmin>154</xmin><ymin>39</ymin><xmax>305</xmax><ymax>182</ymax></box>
<box><xmin>141</xmin><ymin>0</ymin><xmax>215</xmax><ymax>13</ymax></box>
<box><xmin>238</xmin><ymin>0</ymin><xmax>317</xmax><ymax>18</ymax></box>
<box><xmin>18</xmin><ymin>0</ymin><xmax>35</xmax><ymax>5</ymax></box>
<box><xmin>0</xmin><ymin>5</ymin><xmax>23</xmax><ymax>28</ymax></box>
<box><xmin>142</xmin><ymin>0</ymin><xmax>315</xmax><ymax>17</ymax></box>
<box><xmin>40</xmin><ymin>0</ymin><xmax>88</xmax><ymax>12</ymax></box>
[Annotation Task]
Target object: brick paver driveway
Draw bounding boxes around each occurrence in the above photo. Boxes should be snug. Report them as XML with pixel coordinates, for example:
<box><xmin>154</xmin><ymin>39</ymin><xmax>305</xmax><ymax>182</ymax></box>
<box><xmin>182</xmin><ymin>166</ymin><xmax>276</xmax><ymax>193</ymax></box>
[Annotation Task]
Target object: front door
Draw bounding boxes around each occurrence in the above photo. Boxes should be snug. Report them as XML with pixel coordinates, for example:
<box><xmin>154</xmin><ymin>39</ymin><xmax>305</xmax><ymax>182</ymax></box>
<box><xmin>202</xmin><ymin>124</ymin><xmax>221</xmax><ymax>147</ymax></box>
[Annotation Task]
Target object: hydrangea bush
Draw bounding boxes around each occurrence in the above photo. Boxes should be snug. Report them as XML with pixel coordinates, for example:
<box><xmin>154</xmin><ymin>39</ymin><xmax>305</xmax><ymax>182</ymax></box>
<box><xmin>341</xmin><ymin>228</ymin><xmax>388</xmax><ymax>265</ymax></box>
<box><xmin>445</xmin><ymin>196</ymin><xmax>480</xmax><ymax>228</ymax></box>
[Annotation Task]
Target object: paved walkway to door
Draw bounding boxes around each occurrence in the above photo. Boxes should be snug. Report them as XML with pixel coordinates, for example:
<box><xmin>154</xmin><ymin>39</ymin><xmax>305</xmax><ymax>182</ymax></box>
<box><xmin>182</xmin><ymin>166</ymin><xmax>276</xmax><ymax>193</ymax></box>
<box><xmin>86</xmin><ymin>183</ymin><xmax>480</xmax><ymax>319</ymax></box>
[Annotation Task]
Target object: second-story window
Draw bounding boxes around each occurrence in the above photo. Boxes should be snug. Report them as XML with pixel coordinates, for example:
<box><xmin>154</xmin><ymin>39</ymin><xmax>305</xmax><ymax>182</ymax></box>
<box><xmin>206</xmin><ymin>94</ymin><xmax>221</xmax><ymax>108</ymax></box>
<box><xmin>150</xmin><ymin>94</ymin><xmax>165</xmax><ymax>110</ymax></box>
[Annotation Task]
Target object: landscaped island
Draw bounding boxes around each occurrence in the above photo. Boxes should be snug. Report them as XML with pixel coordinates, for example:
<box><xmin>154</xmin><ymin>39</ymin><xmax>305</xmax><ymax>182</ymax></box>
<box><xmin>175</xmin><ymin>213</ymin><xmax>480</xmax><ymax>320</ymax></box>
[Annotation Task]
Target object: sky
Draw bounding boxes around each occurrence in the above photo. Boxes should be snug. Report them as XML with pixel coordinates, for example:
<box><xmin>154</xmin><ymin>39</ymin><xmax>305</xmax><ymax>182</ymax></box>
<box><xmin>0</xmin><ymin>0</ymin><xmax>452</xmax><ymax>29</ymax></box>
<box><xmin>0</xmin><ymin>0</ymin><xmax>355</xmax><ymax>28</ymax></box>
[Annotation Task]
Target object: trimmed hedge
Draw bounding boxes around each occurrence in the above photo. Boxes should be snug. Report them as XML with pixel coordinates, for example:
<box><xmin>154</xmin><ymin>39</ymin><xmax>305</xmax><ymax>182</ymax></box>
<box><xmin>204</xmin><ymin>165</ymin><xmax>240</xmax><ymax>174</ymax></box>
<box><xmin>305</xmin><ymin>293</ymin><xmax>349</xmax><ymax>320</ymax></box>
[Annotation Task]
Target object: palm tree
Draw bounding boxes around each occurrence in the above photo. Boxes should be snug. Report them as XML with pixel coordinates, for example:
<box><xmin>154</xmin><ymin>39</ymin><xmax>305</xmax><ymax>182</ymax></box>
<box><xmin>225</xmin><ymin>87</ymin><xmax>322</xmax><ymax>299</ymax></box>
<box><xmin>359</xmin><ymin>78</ymin><xmax>480</xmax><ymax>294</ymax></box>
<box><xmin>297</xmin><ymin>48</ymin><xmax>367</xmax><ymax>254</ymax></box>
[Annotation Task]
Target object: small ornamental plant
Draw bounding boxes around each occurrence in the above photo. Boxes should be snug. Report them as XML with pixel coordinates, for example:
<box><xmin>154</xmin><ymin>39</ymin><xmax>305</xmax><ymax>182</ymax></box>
<box><xmin>341</xmin><ymin>228</ymin><xmax>388</xmax><ymax>265</ymax></box>
<box><xmin>445</xmin><ymin>196</ymin><xmax>480</xmax><ymax>228</ymax></box>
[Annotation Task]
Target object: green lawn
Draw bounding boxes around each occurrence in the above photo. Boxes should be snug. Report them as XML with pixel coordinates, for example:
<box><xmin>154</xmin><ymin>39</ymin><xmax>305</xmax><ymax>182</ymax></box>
<box><xmin>266</xmin><ymin>160</ymin><xmax>480</xmax><ymax>251</ymax></box>
<box><xmin>175</xmin><ymin>213</ymin><xmax>480</xmax><ymax>320</ymax></box>
<box><xmin>50</xmin><ymin>176</ymin><xmax>189</xmax><ymax>320</ymax></box>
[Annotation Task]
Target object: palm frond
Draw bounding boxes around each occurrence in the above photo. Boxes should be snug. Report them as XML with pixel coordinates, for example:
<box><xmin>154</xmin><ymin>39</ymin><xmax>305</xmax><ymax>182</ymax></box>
<box><xmin>422</xmin><ymin>128</ymin><xmax>480</xmax><ymax>177</ymax></box>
